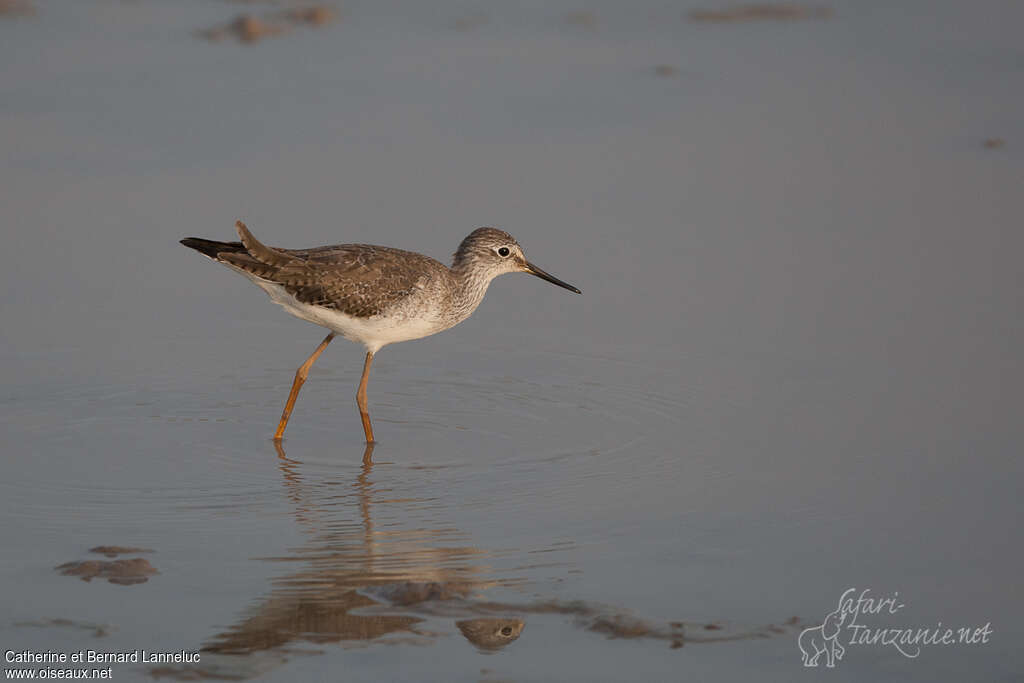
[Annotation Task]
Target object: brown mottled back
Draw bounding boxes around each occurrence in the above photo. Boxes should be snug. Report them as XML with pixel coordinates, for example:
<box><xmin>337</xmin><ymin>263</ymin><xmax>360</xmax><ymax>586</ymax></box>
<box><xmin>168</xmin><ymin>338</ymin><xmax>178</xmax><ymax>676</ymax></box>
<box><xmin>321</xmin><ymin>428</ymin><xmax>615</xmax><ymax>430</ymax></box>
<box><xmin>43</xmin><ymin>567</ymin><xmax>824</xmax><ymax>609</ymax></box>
<box><xmin>183</xmin><ymin>225</ymin><xmax>451</xmax><ymax>318</ymax></box>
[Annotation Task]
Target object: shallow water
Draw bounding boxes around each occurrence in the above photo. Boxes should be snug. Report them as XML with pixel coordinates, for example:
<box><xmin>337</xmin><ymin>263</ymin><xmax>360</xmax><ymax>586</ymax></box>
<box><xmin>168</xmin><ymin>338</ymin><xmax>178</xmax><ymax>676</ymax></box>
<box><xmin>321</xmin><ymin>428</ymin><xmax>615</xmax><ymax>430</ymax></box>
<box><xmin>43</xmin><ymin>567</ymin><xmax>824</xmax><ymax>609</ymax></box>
<box><xmin>1</xmin><ymin>1</ymin><xmax>1022</xmax><ymax>681</ymax></box>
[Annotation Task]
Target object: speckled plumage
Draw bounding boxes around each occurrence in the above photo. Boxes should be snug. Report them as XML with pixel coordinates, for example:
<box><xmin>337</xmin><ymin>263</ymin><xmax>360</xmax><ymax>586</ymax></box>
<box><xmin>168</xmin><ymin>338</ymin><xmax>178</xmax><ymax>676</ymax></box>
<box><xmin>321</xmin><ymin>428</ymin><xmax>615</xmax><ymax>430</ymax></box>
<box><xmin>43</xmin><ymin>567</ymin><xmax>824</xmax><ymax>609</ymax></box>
<box><xmin>182</xmin><ymin>222</ymin><xmax>579</xmax><ymax>353</ymax></box>
<box><xmin>182</xmin><ymin>236</ymin><xmax>446</xmax><ymax>318</ymax></box>
<box><xmin>180</xmin><ymin>221</ymin><xmax>580</xmax><ymax>441</ymax></box>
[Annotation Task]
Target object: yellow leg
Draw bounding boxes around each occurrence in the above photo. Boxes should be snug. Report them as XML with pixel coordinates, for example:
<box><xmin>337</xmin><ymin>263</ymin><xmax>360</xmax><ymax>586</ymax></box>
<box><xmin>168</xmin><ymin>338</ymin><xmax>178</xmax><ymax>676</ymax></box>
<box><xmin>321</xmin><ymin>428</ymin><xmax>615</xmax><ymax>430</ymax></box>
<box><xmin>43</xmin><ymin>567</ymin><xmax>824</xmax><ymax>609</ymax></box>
<box><xmin>356</xmin><ymin>351</ymin><xmax>375</xmax><ymax>444</ymax></box>
<box><xmin>273</xmin><ymin>333</ymin><xmax>335</xmax><ymax>441</ymax></box>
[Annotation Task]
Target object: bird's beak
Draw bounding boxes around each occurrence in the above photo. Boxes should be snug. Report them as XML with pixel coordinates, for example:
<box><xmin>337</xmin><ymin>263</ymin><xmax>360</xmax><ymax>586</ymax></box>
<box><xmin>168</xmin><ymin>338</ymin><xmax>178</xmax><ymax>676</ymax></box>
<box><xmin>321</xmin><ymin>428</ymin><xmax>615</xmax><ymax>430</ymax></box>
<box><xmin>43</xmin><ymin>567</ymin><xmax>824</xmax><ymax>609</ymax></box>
<box><xmin>523</xmin><ymin>260</ymin><xmax>581</xmax><ymax>294</ymax></box>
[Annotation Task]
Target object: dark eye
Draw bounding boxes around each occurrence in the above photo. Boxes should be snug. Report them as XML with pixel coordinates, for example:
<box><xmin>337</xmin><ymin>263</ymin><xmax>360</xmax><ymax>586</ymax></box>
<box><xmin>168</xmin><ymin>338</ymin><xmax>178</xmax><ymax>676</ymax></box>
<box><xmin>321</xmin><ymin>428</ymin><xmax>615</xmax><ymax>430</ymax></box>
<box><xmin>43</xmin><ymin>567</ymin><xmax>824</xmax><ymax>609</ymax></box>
<box><xmin>497</xmin><ymin>247</ymin><xmax>510</xmax><ymax>257</ymax></box>
<box><xmin>501</xmin><ymin>626</ymin><xmax>513</xmax><ymax>636</ymax></box>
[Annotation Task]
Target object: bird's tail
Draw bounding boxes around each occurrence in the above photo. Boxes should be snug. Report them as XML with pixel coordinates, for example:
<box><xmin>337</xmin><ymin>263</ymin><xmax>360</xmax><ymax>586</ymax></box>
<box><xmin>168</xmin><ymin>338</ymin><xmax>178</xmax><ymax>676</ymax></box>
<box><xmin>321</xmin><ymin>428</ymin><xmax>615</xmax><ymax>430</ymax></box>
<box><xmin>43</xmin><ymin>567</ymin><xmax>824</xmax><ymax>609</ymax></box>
<box><xmin>179</xmin><ymin>237</ymin><xmax>245</xmax><ymax>260</ymax></box>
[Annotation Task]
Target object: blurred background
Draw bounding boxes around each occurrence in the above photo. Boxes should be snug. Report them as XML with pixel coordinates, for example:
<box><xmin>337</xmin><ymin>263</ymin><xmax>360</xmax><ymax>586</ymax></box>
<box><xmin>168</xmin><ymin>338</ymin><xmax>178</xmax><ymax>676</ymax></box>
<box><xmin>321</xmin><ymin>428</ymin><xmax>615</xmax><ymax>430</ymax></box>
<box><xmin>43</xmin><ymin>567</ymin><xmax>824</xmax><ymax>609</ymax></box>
<box><xmin>1</xmin><ymin>1</ymin><xmax>1021</xmax><ymax>681</ymax></box>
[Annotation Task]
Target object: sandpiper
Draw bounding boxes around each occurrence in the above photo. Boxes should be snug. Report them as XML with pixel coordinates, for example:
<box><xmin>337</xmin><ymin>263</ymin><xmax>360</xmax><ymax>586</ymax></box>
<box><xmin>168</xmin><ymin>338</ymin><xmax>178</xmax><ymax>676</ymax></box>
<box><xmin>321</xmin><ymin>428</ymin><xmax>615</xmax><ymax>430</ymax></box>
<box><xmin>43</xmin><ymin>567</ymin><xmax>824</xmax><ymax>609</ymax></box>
<box><xmin>181</xmin><ymin>221</ymin><xmax>580</xmax><ymax>443</ymax></box>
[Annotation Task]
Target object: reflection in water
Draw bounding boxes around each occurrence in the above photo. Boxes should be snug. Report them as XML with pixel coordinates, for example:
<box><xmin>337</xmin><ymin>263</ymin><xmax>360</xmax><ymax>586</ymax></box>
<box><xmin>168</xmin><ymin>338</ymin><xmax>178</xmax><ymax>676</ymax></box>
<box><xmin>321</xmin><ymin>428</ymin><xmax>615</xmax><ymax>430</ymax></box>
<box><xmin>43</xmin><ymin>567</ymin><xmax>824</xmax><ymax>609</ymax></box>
<box><xmin>202</xmin><ymin>441</ymin><xmax>510</xmax><ymax>656</ymax></box>
<box><xmin>456</xmin><ymin>619</ymin><xmax>525</xmax><ymax>652</ymax></box>
<box><xmin>153</xmin><ymin>442</ymin><xmax>803</xmax><ymax>679</ymax></box>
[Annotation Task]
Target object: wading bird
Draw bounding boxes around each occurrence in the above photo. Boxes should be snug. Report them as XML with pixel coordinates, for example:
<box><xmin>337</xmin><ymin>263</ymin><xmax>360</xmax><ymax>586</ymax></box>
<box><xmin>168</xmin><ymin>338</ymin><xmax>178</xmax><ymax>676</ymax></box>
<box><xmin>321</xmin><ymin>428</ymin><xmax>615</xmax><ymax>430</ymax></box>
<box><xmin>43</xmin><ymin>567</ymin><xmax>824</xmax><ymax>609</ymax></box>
<box><xmin>181</xmin><ymin>221</ymin><xmax>580</xmax><ymax>443</ymax></box>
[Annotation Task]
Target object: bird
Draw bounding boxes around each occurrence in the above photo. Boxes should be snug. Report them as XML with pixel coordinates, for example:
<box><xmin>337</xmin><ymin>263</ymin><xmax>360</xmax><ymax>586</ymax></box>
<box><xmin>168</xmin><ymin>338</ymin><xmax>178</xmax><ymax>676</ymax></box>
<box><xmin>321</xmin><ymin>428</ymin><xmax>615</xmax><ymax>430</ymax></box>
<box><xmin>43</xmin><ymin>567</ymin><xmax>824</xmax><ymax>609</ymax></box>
<box><xmin>181</xmin><ymin>221</ymin><xmax>581</xmax><ymax>443</ymax></box>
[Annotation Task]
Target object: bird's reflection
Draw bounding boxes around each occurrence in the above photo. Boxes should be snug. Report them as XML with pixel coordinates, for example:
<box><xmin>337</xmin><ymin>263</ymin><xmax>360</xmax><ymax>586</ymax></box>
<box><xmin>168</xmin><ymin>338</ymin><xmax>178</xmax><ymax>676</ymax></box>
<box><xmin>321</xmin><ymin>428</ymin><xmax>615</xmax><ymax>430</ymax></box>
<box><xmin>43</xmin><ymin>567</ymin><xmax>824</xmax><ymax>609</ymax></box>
<box><xmin>151</xmin><ymin>442</ymin><xmax>805</xmax><ymax>679</ymax></box>
<box><xmin>201</xmin><ymin>440</ymin><xmax>522</xmax><ymax>657</ymax></box>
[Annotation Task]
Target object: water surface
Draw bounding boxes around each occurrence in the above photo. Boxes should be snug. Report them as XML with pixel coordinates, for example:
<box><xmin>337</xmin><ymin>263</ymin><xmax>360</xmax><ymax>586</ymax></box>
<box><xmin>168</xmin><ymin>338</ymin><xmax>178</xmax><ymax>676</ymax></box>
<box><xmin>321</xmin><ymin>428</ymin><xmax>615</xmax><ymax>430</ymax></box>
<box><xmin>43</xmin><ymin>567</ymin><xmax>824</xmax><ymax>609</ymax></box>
<box><xmin>1</xmin><ymin>1</ymin><xmax>1022</xmax><ymax>681</ymax></box>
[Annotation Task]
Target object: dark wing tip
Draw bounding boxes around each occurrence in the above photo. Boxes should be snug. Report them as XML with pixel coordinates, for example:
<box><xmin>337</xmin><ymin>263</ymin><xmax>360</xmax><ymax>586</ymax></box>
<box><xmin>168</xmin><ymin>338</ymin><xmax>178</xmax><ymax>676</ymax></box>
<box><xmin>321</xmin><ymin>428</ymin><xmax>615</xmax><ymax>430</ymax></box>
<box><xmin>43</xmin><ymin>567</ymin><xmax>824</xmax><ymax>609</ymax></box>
<box><xmin>180</xmin><ymin>237</ymin><xmax>245</xmax><ymax>259</ymax></box>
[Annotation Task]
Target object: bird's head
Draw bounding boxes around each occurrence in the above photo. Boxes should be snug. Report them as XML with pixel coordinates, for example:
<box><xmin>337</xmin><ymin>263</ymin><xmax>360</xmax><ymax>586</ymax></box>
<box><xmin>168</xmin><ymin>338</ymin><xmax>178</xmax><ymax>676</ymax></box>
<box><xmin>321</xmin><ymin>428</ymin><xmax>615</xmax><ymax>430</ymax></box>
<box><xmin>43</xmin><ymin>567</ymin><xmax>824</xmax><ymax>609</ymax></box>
<box><xmin>452</xmin><ymin>227</ymin><xmax>581</xmax><ymax>293</ymax></box>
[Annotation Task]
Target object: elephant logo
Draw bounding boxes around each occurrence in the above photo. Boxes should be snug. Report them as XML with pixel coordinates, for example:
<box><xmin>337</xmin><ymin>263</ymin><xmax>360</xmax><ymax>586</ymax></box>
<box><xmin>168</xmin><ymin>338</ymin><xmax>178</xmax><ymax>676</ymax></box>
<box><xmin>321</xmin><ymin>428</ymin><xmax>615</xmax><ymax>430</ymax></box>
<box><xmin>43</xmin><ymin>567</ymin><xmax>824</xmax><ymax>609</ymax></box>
<box><xmin>798</xmin><ymin>607</ymin><xmax>847</xmax><ymax>667</ymax></box>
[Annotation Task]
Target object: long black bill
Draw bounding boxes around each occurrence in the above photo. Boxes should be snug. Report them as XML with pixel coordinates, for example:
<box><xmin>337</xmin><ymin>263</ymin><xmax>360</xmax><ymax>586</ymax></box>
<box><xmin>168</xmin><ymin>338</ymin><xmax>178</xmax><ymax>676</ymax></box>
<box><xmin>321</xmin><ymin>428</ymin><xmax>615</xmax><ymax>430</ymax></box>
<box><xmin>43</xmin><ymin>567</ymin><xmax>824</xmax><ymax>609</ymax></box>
<box><xmin>524</xmin><ymin>261</ymin><xmax>581</xmax><ymax>294</ymax></box>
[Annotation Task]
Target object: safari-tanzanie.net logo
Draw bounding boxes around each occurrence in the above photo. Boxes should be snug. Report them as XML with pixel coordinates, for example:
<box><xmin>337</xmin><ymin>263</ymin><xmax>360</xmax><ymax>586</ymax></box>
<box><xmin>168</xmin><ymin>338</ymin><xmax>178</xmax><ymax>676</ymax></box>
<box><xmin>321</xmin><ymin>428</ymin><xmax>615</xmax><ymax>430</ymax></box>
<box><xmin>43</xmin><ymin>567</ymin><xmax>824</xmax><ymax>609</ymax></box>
<box><xmin>798</xmin><ymin>588</ymin><xmax>993</xmax><ymax>668</ymax></box>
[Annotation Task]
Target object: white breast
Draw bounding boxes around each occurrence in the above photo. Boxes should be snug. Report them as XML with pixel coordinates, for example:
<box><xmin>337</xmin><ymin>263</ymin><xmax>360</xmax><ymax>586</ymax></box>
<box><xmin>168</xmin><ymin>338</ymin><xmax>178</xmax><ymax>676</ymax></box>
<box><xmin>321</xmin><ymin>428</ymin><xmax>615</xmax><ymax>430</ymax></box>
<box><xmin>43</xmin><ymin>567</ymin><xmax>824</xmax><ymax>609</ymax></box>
<box><xmin>249</xmin><ymin>278</ymin><xmax>447</xmax><ymax>354</ymax></box>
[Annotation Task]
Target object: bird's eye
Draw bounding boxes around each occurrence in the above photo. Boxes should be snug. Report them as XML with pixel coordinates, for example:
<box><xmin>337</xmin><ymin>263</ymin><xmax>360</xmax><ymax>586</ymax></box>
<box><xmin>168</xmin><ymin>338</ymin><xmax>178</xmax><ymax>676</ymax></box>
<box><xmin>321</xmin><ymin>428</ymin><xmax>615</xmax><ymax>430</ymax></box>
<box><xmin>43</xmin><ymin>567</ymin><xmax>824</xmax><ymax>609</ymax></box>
<box><xmin>497</xmin><ymin>247</ymin><xmax>511</xmax><ymax>257</ymax></box>
<box><xmin>501</xmin><ymin>626</ymin><xmax>513</xmax><ymax>636</ymax></box>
